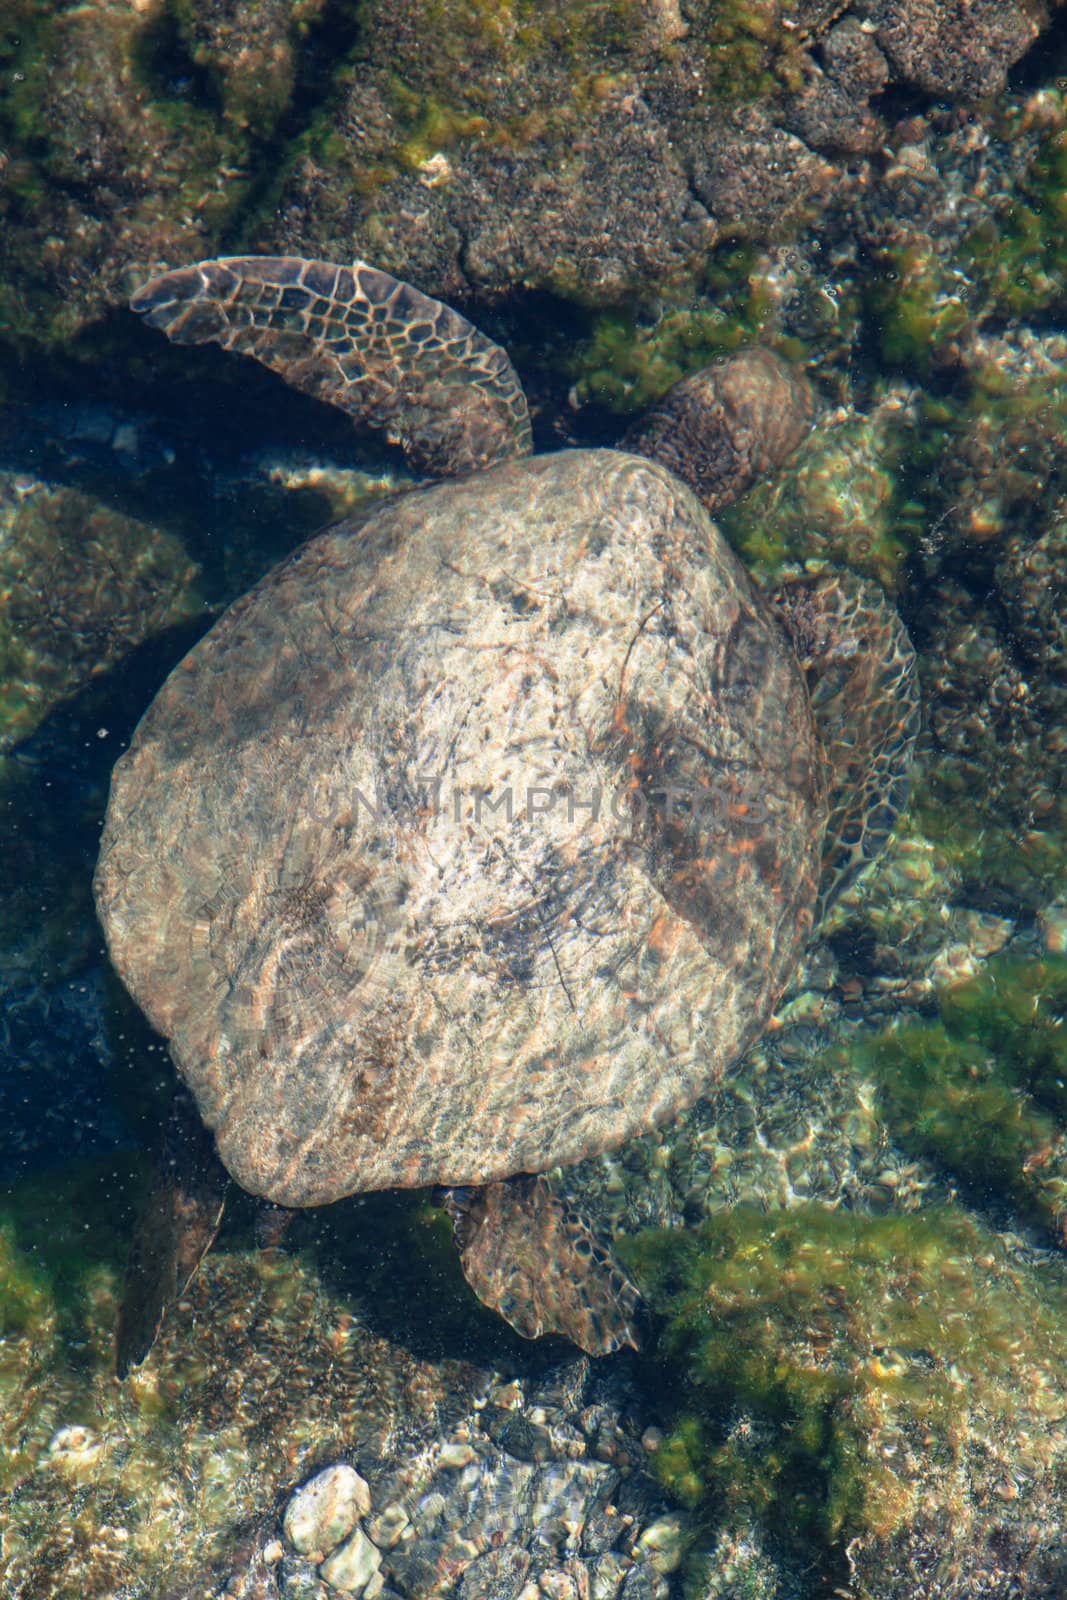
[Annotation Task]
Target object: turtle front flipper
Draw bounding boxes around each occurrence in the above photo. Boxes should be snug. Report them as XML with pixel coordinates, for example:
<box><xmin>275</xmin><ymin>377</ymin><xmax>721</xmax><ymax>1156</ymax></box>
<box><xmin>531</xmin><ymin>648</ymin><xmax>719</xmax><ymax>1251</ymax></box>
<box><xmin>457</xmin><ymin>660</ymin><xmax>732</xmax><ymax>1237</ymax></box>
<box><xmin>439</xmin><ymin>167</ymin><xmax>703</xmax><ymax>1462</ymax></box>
<box><xmin>441</xmin><ymin>1176</ymin><xmax>643</xmax><ymax>1356</ymax></box>
<box><xmin>130</xmin><ymin>255</ymin><xmax>532</xmax><ymax>477</ymax></box>
<box><xmin>116</xmin><ymin>1087</ymin><xmax>229</xmax><ymax>1377</ymax></box>
<box><xmin>766</xmin><ymin>572</ymin><xmax>921</xmax><ymax>920</ymax></box>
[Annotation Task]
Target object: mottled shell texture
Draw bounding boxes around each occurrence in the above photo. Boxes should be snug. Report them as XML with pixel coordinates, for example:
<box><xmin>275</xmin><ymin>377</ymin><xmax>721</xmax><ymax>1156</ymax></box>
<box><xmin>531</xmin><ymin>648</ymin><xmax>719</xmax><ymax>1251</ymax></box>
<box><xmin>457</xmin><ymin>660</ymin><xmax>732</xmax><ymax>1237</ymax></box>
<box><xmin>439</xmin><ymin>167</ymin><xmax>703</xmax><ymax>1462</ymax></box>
<box><xmin>95</xmin><ymin>451</ymin><xmax>825</xmax><ymax>1207</ymax></box>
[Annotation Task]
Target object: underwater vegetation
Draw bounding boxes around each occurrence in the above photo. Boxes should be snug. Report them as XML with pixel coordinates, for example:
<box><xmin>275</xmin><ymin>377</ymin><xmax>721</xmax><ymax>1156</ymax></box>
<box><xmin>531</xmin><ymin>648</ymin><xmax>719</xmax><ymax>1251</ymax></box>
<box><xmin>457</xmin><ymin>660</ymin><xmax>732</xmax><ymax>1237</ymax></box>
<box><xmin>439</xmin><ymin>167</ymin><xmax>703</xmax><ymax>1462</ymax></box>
<box><xmin>861</xmin><ymin>955</ymin><xmax>1067</xmax><ymax>1240</ymax></box>
<box><xmin>2</xmin><ymin>1</ymin><xmax>1067</xmax><ymax>1595</ymax></box>
<box><xmin>623</xmin><ymin>1200</ymin><xmax>1067</xmax><ymax>1593</ymax></box>
<box><xmin>0</xmin><ymin>1159</ymin><xmax>493</xmax><ymax>1597</ymax></box>
<box><xmin>613</xmin><ymin>953</ymin><xmax>1067</xmax><ymax>1590</ymax></box>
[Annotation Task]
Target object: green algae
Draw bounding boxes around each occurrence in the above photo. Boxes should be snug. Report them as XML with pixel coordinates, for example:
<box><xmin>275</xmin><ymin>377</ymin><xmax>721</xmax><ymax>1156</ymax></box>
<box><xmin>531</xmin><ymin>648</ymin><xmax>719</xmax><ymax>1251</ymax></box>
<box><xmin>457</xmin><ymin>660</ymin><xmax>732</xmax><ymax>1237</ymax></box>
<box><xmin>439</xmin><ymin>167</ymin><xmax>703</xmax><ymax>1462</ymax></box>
<box><xmin>885</xmin><ymin>364</ymin><xmax>1067</xmax><ymax>557</ymax></box>
<box><xmin>959</xmin><ymin>115</ymin><xmax>1067</xmax><ymax>323</ymax></box>
<box><xmin>716</xmin><ymin>345</ymin><xmax>1067</xmax><ymax>591</ymax></box>
<box><xmin>621</xmin><ymin>1205</ymin><xmax>1067</xmax><ymax>1559</ymax></box>
<box><xmin>854</xmin><ymin>956</ymin><xmax>1067</xmax><ymax>1237</ymax></box>
<box><xmin>569</xmin><ymin>305</ymin><xmax>758</xmax><ymax>413</ymax></box>
<box><xmin>686</xmin><ymin>0</ymin><xmax>807</xmax><ymax>103</ymax></box>
<box><xmin>399</xmin><ymin>0</ymin><xmax>645</xmax><ymax>79</ymax></box>
<box><xmin>718</xmin><ymin>396</ymin><xmax>917</xmax><ymax>588</ymax></box>
<box><xmin>866</xmin><ymin>112</ymin><xmax>1067</xmax><ymax>379</ymax></box>
<box><xmin>0</xmin><ymin>1162</ymin><xmax>133</xmax><ymax>1348</ymax></box>
<box><xmin>362</xmin><ymin>0</ymin><xmax>646</xmax><ymax>167</ymax></box>
<box><xmin>565</xmin><ymin>247</ymin><xmax>789</xmax><ymax>412</ymax></box>
<box><xmin>388</xmin><ymin>84</ymin><xmax>494</xmax><ymax>172</ymax></box>
<box><xmin>0</xmin><ymin>1156</ymin><xmax>488</xmax><ymax>1595</ymax></box>
<box><xmin>864</xmin><ymin>1025</ymin><xmax>1067</xmax><ymax>1234</ymax></box>
<box><xmin>909</xmin><ymin>765</ymin><xmax>1067</xmax><ymax>911</ymax></box>
<box><xmin>864</xmin><ymin>241</ymin><xmax>972</xmax><ymax>372</ymax></box>
<box><xmin>0</xmin><ymin>1160</ymin><xmax>136</xmax><ymax>1498</ymax></box>
<box><xmin>940</xmin><ymin>955</ymin><xmax>1067</xmax><ymax>1118</ymax></box>
<box><xmin>274</xmin><ymin>0</ymin><xmax>652</xmax><ymax>233</ymax></box>
<box><xmin>0</xmin><ymin>1228</ymin><xmax>51</xmax><ymax>1345</ymax></box>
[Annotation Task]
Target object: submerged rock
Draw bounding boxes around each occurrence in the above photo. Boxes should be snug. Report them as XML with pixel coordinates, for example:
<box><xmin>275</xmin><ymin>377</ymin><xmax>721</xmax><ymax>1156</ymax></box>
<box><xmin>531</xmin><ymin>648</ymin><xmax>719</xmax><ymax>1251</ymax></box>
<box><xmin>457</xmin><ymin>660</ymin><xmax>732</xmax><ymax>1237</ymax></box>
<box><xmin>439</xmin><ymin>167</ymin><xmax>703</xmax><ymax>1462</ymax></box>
<box><xmin>1</xmin><ymin>0</ymin><xmax>1056</xmax><ymax>359</ymax></box>
<box><xmin>0</xmin><ymin>476</ymin><xmax>200</xmax><ymax>749</ymax></box>
<box><xmin>284</xmin><ymin>1463</ymin><xmax>372</xmax><ymax>1561</ymax></box>
<box><xmin>253</xmin><ymin>1358</ymin><xmax>675</xmax><ymax>1600</ymax></box>
<box><xmin>624</xmin><ymin>1204</ymin><xmax>1067</xmax><ymax>1599</ymax></box>
<box><xmin>319</xmin><ymin>1523</ymin><xmax>383</xmax><ymax>1595</ymax></box>
<box><xmin>868</xmin><ymin>0</ymin><xmax>1046</xmax><ymax>100</ymax></box>
<box><xmin>0</xmin><ymin>1185</ymin><xmax>487</xmax><ymax>1600</ymax></box>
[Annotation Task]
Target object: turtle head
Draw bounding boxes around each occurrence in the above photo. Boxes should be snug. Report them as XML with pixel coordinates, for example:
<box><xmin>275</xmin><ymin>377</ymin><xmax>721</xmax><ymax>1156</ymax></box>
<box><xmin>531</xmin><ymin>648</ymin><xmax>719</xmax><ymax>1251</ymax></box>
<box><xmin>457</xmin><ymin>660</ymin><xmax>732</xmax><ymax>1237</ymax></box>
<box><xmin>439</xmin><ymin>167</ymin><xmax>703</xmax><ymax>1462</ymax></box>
<box><xmin>622</xmin><ymin>347</ymin><xmax>816</xmax><ymax>514</ymax></box>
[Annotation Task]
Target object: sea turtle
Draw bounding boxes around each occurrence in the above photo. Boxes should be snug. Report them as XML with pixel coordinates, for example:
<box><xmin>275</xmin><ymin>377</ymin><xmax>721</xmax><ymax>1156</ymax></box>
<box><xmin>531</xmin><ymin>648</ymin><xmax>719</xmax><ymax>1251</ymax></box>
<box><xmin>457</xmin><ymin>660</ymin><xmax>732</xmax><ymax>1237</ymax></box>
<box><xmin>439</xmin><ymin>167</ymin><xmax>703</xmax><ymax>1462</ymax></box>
<box><xmin>95</xmin><ymin>256</ymin><xmax>919</xmax><ymax>1373</ymax></box>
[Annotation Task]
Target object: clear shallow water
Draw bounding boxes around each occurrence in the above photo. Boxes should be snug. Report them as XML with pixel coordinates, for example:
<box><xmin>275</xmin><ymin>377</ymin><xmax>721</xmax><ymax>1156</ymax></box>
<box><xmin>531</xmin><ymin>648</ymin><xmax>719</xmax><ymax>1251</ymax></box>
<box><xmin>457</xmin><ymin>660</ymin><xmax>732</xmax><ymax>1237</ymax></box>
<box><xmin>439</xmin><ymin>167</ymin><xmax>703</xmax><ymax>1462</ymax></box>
<box><xmin>3</xmin><ymin>31</ymin><xmax>1067</xmax><ymax>1600</ymax></box>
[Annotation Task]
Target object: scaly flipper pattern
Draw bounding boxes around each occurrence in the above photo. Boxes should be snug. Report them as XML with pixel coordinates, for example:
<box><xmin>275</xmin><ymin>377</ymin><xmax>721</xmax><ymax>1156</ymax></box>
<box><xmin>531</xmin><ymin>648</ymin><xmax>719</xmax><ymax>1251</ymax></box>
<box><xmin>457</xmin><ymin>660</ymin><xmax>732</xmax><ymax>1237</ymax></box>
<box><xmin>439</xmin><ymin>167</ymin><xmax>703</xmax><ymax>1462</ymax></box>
<box><xmin>767</xmin><ymin>572</ymin><xmax>921</xmax><ymax>919</ymax></box>
<box><xmin>131</xmin><ymin>256</ymin><xmax>533</xmax><ymax>478</ymax></box>
<box><xmin>442</xmin><ymin>1176</ymin><xmax>643</xmax><ymax>1356</ymax></box>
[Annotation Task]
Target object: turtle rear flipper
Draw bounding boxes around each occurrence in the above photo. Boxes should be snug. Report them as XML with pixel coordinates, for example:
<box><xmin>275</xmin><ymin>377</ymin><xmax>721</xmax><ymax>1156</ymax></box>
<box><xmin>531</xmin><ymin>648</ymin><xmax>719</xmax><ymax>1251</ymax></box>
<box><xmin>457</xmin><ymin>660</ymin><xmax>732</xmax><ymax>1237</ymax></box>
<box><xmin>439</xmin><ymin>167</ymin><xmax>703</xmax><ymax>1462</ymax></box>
<box><xmin>441</xmin><ymin>1176</ymin><xmax>643</xmax><ymax>1356</ymax></box>
<box><xmin>116</xmin><ymin>1087</ymin><xmax>229</xmax><ymax>1377</ymax></box>
<box><xmin>767</xmin><ymin>572</ymin><xmax>921</xmax><ymax>919</ymax></box>
<box><xmin>130</xmin><ymin>255</ymin><xmax>533</xmax><ymax>477</ymax></box>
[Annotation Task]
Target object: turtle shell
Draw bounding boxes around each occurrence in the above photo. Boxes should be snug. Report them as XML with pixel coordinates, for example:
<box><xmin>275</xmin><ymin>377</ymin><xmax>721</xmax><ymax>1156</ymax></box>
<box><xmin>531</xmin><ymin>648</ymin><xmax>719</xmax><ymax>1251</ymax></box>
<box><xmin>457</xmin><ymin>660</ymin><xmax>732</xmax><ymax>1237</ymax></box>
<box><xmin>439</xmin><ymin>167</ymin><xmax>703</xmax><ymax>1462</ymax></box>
<box><xmin>95</xmin><ymin>450</ymin><xmax>825</xmax><ymax>1208</ymax></box>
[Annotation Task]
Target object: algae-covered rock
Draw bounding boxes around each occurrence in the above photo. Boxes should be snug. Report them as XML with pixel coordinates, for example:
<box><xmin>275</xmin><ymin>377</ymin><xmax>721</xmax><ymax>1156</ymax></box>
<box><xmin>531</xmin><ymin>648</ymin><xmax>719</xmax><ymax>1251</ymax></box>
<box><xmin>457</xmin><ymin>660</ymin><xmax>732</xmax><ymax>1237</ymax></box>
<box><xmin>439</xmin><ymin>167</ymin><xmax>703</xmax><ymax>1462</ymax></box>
<box><xmin>264</xmin><ymin>0</ymin><xmax>848</xmax><ymax>305</ymax></box>
<box><xmin>561</xmin><ymin>943</ymin><xmax>1067</xmax><ymax>1597</ymax></box>
<box><xmin>913</xmin><ymin>575</ymin><xmax>1067</xmax><ymax>910</ymax></box>
<box><xmin>0</xmin><ymin>1162</ymin><xmax>488</xmax><ymax>1599</ymax></box>
<box><xmin>869</xmin><ymin>0</ymin><xmax>1046</xmax><ymax>101</ymax></box>
<box><xmin>265</xmin><ymin>0</ymin><xmax>715</xmax><ymax>303</ymax></box>
<box><xmin>719</xmin><ymin>391</ymin><xmax>916</xmax><ymax>588</ymax></box>
<box><xmin>0</xmin><ymin>477</ymin><xmax>200</xmax><ymax>750</ymax></box>
<box><xmin>0</xmin><ymin>0</ymin><xmax>334</xmax><ymax>353</ymax></box>
<box><xmin>858</xmin><ymin>956</ymin><xmax>1067</xmax><ymax>1239</ymax></box>
<box><xmin>0</xmin><ymin>0</ymin><xmax>1061</xmax><ymax>386</ymax></box>
<box><xmin>933</xmin><ymin>335</ymin><xmax>1067</xmax><ymax>548</ymax></box>
<box><xmin>995</xmin><ymin>514</ymin><xmax>1067</xmax><ymax>690</ymax></box>
<box><xmin>863</xmin><ymin>105</ymin><xmax>1067</xmax><ymax>377</ymax></box>
<box><xmin>939</xmin><ymin>954</ymin><xmax>1067</xmax><ymax>1117</ymax></box>
<box><xmin>0</xmin><ymin>1158</ymin><xmax>684</xmax><ymax>1599</ymax></box>
<box><xmin>623</xmin><ymin>1204</ymin><xmax>1067</xmax><ymax>1599</ymax></box>
<box><xmin>0</xmin><ymin>0</ymin><xmax>855</xmax><ymax>353</ymax></box>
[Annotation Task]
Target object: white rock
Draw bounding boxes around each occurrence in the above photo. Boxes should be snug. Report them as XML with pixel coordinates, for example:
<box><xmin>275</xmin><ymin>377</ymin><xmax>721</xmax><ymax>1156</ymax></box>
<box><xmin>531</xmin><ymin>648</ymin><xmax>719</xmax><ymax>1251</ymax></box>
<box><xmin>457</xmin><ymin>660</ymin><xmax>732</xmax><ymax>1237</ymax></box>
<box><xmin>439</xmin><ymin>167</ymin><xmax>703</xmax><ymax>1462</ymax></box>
<box><xmin>48</xmin><ymin>1424</ymin><xmax>99</xmax><ymax>1456</ymax></box>
<box><xmin>320</xmin><ymin>1525</ymin><xmax>383</xmax><ymax>1594</ymax></box>
<box><xmin>538</xmin><ymin>1571</ymin><xmax>580</xmax><ymax>1599</ymax></box>
<box><xmin>46</xmin><ymin>1423</ymin><xmax>105</xmax><ymax>1477</ymax></box>
<box><xmin>589</xmin><ymin>1551</ymin><xmax>629</xmax><ymax>1600</ymax></box>
<box><xmin>636</xmin><ymin>1514</ymin><xmax>684</xmax><ymax>1574</ymax></box>
<box><xmin>284</xmin><ymin>1464</ymin><xmax>372</xmax><ymax>1558</ymax></box>
<box><xmin>365</xmin><ymin>1502</ymin><xmax>410</xmax><ymax>1549</ymax></box>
